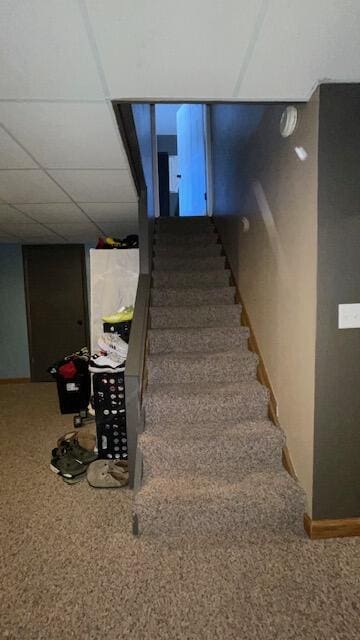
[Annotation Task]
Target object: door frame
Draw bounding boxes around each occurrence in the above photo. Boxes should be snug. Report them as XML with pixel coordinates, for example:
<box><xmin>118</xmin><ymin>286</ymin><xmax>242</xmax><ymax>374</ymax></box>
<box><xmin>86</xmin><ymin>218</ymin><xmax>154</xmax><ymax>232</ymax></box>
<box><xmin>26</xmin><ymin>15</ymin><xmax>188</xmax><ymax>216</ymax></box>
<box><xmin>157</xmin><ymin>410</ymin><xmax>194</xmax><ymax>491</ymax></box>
<box><xmin>151</xmin><ymin>102</ymin><xmax>213</xmax><ymax>218</ymax></box>
<box><xmin>22</xmin><ymin>244</ymin><xmax>89</xmax><ymax>382</ymax></box>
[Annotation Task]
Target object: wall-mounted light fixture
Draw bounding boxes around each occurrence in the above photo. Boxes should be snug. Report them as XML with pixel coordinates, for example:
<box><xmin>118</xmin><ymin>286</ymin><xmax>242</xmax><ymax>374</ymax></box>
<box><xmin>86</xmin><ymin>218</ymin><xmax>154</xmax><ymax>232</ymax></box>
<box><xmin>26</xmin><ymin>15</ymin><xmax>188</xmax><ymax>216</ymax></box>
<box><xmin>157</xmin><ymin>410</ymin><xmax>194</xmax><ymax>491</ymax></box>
<box><xmin>280</xmin><ymin>106</ymin><xmax>298</xmax><ymax>137</ymax></box>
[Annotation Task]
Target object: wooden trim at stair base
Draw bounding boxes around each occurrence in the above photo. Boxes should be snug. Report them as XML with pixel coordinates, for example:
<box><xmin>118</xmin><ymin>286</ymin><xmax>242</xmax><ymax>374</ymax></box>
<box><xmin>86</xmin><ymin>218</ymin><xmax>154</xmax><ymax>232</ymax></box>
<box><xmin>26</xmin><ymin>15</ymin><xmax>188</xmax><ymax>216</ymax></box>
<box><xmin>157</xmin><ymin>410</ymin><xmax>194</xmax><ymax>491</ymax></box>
<box><xmin>0</xmin><ymin>378</ymin><xmax>30</xmax><ymax>385</ymax></box>
<box><xmin>304</xmin><ymin>513</ymin><xmax>360</xmax><ymax>540</ymax></box>
<box><xmin>234</xmin><ymin>286</ymin><xmax>280</xmax><ymax>428</ymax></box>
<box><xmin>282</xmin><ymin>446</ymin><xmax>297</xmax><ymax>481</ymax></box>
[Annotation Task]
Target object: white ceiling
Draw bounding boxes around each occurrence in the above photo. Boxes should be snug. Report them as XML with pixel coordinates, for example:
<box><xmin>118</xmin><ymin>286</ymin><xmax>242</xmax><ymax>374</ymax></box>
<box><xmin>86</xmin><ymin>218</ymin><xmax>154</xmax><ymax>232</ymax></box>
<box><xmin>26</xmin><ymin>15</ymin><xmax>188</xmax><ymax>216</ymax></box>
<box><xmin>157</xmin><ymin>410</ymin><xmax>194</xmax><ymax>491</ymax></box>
<box><xmin>0</xmin><ymin>0</ymin><xmax>359</xmax><ymax>243</ymax></box>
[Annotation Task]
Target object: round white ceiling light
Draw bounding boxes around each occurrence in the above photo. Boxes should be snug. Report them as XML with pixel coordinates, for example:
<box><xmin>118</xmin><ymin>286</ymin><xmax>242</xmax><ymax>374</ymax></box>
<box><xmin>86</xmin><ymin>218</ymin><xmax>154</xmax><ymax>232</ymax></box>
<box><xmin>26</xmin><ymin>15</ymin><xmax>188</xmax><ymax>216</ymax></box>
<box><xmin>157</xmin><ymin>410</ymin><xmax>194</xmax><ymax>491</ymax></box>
<box><xmin>280</xmin><ymin>106</ymin><xmax>298</xmax><ymax>137</ymax></box>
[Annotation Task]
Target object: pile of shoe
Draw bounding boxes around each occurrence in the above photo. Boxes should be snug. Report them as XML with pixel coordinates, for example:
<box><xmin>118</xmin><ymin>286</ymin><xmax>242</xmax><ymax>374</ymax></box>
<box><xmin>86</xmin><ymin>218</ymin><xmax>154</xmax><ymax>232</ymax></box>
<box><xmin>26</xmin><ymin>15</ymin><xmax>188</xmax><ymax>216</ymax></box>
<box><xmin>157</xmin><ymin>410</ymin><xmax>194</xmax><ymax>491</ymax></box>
<box><xmin>89</xmin><ymin>306</ymin><xmax>134</xmax><ymax>373</ymax></box>
<box><xmin>50</xmin><ymin>430</ymin><xmax>97</xmax><ymax>484</ymax></box>
<box><xmin>50</xmin><ymin>430</ymin><xmax>129</xmax><ymax>488</ymax></box>
<box><xmin>89</xmin><ymin>332</ymin><xmax>128</xmax><ymax>373</ymax></box>
<box><xmin>102</xmin><ymin>306</ymin><xmax>134</xmax><ymax>325</ymax></box>
<box><xmin>96</xmin><ymin>235</ymin><xmax>139</xmax><ymax>250</ymax></box>
<box><xmin>47</xmin><ymin>347</ymin><xmax>90</xmax><ymax>380</ymax></box>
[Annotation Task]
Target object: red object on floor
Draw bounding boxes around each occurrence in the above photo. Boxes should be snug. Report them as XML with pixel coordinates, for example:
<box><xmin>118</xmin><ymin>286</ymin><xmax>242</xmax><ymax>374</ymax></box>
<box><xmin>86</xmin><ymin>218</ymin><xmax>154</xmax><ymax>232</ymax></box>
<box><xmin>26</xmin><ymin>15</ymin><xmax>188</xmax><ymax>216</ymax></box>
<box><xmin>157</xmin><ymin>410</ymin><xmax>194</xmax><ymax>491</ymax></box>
<box><xmin>58</xmin><ymin>361</ymin><xmax>77</xmax><ymax>379</ymax></box>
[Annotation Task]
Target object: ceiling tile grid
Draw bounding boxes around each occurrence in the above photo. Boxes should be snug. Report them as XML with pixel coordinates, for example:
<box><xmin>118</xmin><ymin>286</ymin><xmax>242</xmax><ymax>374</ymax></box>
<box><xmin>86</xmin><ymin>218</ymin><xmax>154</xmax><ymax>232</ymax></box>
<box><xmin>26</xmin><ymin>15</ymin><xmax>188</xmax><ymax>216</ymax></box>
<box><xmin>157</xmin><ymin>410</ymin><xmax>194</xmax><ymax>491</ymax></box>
<box><xmin>0</xmin><ymin>0</ymin><xmax>359</xmax><ymax>242</ymax></box>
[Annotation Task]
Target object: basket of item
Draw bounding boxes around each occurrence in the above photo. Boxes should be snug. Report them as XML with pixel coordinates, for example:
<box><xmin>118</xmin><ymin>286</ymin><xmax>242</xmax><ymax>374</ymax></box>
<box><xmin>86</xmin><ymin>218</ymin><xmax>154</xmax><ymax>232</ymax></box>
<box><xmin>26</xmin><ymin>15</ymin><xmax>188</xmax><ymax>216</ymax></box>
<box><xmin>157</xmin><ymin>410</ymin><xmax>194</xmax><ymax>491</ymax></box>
<box><xmin>47</xmin><ymin>347</ymin><xmax>91</xmax><ymax>426</ymax></box>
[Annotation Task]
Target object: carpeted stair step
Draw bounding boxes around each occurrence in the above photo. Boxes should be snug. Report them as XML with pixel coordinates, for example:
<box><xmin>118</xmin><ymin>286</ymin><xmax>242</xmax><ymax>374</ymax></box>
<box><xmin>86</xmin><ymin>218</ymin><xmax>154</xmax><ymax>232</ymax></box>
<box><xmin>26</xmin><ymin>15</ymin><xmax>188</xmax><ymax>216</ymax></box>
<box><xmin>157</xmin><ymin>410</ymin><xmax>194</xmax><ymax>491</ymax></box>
<box><xmin>139</xmin><ymin>421</ymin><xmax>285</xmax><ymax>481</ymax></box>
<box><xmin>150</xmin><ymin>304</ymin><xmax>240</xmax><ymax>329</ymax></box>
<box><xmin>154</xmin><ymin>231</ymin><xmax>218</xmax><ymax>246</ymax></box>
<box><xmin>151</xmin><ymin>286</ymin><xmax>236</xmax><ymax>307</ymax></box>
<box><xmin>156</xmin><ymin>215</ymin><xmax>211</xmax><ymax>225</ymax></box>
<box><xmin>154</xmin><ymin>244</ymin><xmax>222</xmax><ymax>258</ymax></box>
<box><xmin>153</xmin><ymin>255</ymin><xmax>226</xmax><ymax>272</ymax></box>
<box><xmin>147</xmin><ymin>349</ymin><xmax>258</xmax><ymax>384</ymax></box>
<box><xmin>144</xmin><ymin>417</ymin><xmax>279</xmax><ymax>441</ymax></box>
<box><xmin>148</xmin><ymin>325</ymin><xmax>250</xmax><ymax>354</ymax></box>
<box><xmin>145</xmin><ymin>380</ymin><xmax>269</xmax><ymax>424</ymax></box>
<box><xmin>134</xmin><ymin>470</ymin><xmax>305</xmax><ymax>538</ymax></box>
<box><xmin>152</xmin><ymin>269</ymin><xmax>231</xmax><ymax>288</ymax></box>
<box><xmin>155</xmin><ymin>224</ymin><xmax>215</xmax><ymax>237</ymax></box>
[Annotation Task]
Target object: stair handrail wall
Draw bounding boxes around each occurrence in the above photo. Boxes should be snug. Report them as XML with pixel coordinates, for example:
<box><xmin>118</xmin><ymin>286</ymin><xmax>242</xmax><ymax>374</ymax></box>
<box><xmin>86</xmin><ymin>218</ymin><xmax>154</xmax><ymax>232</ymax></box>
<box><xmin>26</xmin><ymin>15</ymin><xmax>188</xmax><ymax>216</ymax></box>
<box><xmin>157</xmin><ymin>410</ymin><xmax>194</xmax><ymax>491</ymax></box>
<box><xmin>113</xmin><ymin>102</ymin><xmax>154</xmax><ymax>489</ymax></box>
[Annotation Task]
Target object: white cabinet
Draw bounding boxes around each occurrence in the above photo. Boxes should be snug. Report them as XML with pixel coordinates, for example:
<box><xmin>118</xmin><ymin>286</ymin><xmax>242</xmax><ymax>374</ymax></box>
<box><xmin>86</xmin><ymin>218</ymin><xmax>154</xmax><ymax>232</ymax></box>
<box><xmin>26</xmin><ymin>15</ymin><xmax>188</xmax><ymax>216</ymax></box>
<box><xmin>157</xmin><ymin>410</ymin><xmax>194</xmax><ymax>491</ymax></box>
<box><xmin>89</xmin><ymin>249</ymin><xmax>139</xmax><ymax>351</ymax></box>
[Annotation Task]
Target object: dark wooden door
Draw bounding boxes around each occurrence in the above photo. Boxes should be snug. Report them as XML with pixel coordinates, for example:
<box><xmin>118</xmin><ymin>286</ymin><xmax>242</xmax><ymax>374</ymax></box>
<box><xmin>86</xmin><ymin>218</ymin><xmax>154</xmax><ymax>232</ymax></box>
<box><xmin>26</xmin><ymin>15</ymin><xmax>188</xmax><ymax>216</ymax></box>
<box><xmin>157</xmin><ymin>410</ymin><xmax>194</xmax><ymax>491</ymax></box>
<box><xmin>23</xmin><ymin>245</ymin><xmax>89</xmax><ymax>382</ymax></box>
<box><xmin>158</xmin><ymin>151</ymin><xmax>170</xmax><ymax>217</ymax></box>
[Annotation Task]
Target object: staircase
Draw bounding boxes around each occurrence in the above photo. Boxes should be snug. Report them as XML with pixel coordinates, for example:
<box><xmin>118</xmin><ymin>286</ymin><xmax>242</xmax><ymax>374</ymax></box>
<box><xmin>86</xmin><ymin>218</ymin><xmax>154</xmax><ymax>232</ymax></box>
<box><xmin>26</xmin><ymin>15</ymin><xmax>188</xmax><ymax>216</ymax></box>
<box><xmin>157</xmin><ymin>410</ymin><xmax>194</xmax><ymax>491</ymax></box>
<box><xmin>134</xmin><ymin>216</ymin><xmax>305</xmax><ymax>539</ymax></box>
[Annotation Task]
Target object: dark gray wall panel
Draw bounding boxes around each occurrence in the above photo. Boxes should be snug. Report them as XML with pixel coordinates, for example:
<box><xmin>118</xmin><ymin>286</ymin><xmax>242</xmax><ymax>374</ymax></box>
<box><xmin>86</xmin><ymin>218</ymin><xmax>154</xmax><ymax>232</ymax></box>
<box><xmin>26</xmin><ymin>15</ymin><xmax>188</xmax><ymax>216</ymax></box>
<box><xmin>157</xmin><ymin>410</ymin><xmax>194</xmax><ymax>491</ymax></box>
<box><xmin>313</xmin><ymin>84</ymin><xmax>360</xmax><ymax>519</ymax></box>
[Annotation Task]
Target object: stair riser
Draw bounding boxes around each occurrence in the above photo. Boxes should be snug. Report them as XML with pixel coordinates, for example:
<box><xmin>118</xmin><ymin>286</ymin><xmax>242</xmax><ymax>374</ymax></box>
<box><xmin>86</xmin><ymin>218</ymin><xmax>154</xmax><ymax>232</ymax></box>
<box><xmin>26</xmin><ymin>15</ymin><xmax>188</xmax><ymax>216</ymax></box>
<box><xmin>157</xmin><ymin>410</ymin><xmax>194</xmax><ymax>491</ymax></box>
<box><xmin>135</xmin><ymin>485</ymin><xmax>305</xmax><ymax>538</ymax></box>
<box><xmin>155</xmin><ymin>227</ymin><xmax>216</xmax><ymax>237</ymax></box>
<box><xmin>150</xmin><ymin>305</ymin><xmax>240</xmax><ymax>329</ymax></box>
<box><xmin>154</xmin><ymin>233</ymin><xmax>218</xmax><ymax>247</ymax></box>
<box><xmin>148</xmin><ymin>327</ymin><xmax>250</xmax><ymax>354</ymax></box>
<box><xmin>152</xmin><ymin>270</ymin><xmax>231</xmax><ymax>288</ymax></box>
<box><xmin>154</xmin><ymin>245</ymin><xmax>222</xmax><ymax>258</ymax></box>
<box><xmin>150</xmin><ymin>287</ymin><xmax>236</xmax><ymax>307</ymax></box>
<box><xmin>153</xmin><ymin>256</ymin><xmax>226</xmax><ymax>272</ymax></box>
<box><xmin>145</xmin><ymin>389</ymin><xmax>269</xmax><ymax>424</ymax></box>
<box><xmin>147</xmin><ymin>355</ymin><xmax>258</xmax><ymax>385</ymax></box>
<box><xmin>141</xmin><ymin>439</ymin><xmax>284</xmax><ymax>481</ymax></box>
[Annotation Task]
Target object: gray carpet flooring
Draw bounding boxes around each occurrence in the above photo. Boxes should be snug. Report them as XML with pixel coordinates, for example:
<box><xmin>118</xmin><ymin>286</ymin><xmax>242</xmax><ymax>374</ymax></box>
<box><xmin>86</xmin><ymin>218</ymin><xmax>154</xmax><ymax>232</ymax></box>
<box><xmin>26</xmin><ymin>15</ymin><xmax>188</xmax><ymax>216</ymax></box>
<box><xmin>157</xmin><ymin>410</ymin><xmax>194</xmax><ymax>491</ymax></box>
<box><xmin>0</xmin><ymin>220</ymin><xmax>359</xmax><ymax>638</ymax></box>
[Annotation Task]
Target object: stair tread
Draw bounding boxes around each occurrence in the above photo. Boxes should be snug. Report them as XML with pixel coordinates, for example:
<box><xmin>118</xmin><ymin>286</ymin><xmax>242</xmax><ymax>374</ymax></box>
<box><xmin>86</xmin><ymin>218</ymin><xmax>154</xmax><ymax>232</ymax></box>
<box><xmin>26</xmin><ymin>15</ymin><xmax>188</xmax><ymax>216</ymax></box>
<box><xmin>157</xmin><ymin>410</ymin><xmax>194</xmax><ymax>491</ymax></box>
<box><xmin>151</xmin><ymin>289</ymin><xmax>235</xmax><ymax>307</ymax></box>
<box><xmin>153</xmin><ymin>256</ymin><xmax>226</xmax><ymax>271</ymax></box>
<box><xmin>144</xmin><ymin>418</ymin><xmax>279</xmax><ymax>437</ymax></box>
<box><xmin>146</xmin><ymin>379</ymin><xmax>267</xmax><ymax>397</ymax></box>
<box><xmin>148</xmin><ymin>325</ymin><xmax>249</xmax><ymax>354</ymax></box>
<box><xmin>147</xmin><ymin>347</ymin><xmax>256</xmax><ymax>364</ymax></box>
<box><xmin>136</xmin><ymin>470</ymin><xmax>304</xmax><ymax>512</ymax></box>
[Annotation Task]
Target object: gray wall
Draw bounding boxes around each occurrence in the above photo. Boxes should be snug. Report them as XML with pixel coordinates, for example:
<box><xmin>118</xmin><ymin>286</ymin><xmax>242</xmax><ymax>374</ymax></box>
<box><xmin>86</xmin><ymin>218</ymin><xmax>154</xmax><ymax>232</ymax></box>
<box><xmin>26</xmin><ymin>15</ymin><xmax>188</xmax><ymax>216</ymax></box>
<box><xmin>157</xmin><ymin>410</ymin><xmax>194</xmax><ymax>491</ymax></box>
<box><xmin>0</xmin><ymin>244</ymin><xmax>30</xmax><ymax>378</ymax></box>
<box><xmin>157</xmin><ymin>135</ymin><xmax>177</xmax><ymax>155</ymax></box>
<box><xmin>211</xmin><ymin>104</ymin><xmax>265</xmax><ymax>213</ymax></box>
<box><xmin>132</xmin><ymin>104</ymin><xmax>154</xmax><ymax>217</ymax></box>
<box><xmin>212</xmin><ymin>98</ymin><xmax>319</xmax><ymax>514</ymax></box>
<box><xmin>313</xmin><ymin>84</ymin><xmax>360</xmax><ymax>519</ymax></box>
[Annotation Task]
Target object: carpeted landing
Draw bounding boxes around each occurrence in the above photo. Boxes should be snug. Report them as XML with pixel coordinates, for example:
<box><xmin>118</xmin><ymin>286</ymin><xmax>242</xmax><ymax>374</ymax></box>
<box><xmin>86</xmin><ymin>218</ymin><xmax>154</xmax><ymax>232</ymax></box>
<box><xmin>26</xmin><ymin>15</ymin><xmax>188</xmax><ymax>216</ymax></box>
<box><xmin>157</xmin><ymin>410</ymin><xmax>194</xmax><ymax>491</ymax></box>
<box><xmin>0</xmin><ymin>256</ymin><xmax>359</xmax><ymax>638</ymax></box>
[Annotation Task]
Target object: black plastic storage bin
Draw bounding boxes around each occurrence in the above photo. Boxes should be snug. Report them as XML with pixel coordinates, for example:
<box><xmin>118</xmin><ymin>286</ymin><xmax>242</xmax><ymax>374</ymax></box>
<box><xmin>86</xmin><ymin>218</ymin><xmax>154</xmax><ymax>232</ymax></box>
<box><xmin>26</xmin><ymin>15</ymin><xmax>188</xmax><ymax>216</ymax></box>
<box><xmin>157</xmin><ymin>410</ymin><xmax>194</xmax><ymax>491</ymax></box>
<box><xmin>56</xmin><ymin>372</ymin><xmax>91</xmax><ymax>415</ymax></box>
<box><xmin>103</xmin><ymin>320</ymin><xmax>132</xmax><ymax>344</ymax></box>
<box><xmin>93</xmin><ymin>372</ymin><xmax>128</xmax><ymax>459</ymax></box>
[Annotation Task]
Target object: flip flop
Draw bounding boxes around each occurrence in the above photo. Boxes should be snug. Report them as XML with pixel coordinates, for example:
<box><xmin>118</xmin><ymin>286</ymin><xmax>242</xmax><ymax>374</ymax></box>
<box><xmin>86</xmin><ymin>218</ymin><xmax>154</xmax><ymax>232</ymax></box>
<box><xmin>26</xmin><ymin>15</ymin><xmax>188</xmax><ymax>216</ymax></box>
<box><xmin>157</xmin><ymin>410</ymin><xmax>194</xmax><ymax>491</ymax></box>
<box><xmin>87</xmin><ymin>460</ymin><xmax>129</xmax><ymax>488</ymax></box>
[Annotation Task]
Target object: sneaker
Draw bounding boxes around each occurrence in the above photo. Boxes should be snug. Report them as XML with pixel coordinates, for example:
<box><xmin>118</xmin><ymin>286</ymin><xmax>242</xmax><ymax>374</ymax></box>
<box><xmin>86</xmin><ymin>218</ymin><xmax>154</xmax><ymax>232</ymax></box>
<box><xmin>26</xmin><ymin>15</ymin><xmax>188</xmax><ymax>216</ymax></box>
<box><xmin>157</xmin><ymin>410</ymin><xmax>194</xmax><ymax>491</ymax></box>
<box><xmin>102</xmin><ymin>306</ymin><xmax>134</xmax><ymax>324</ymax></box>
<box><xmin>50</xmin><ymin>445</ymin><xmax>93</xmax><ymax>480</ymax></box>
<box><xmin>97</xmin><ymin>333</ymin><xmax>128</xmax><ymax>357</ymax></box>
<box><xmin>89</xmin><ymin>353</ymin><xmax>126</xmax><ymax>373</ymax></box>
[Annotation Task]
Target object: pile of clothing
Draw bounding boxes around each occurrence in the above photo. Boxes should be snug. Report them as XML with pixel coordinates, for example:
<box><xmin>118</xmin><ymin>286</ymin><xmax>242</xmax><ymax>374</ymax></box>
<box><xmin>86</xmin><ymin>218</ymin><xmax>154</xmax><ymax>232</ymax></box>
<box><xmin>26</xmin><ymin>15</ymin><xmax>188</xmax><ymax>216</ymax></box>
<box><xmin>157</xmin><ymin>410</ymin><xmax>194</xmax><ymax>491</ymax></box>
<box><xmin>50</xmin><ymin>429</ymin><xmax>129</xmax><ymax>487</ymax></box>
<box><xmin>89</xmin><ymin>306</ymin><xmax>134</xmax><ymax>374</ymax></box>
<box><xmin>47</xmin><ymin>347</ymin><xmax>90</xmax><ymax>380</ymax></box>
<box><xmin>96</xmin><ymin>235</ymin><xmax>139</xmax><ymax>250</ymax></box>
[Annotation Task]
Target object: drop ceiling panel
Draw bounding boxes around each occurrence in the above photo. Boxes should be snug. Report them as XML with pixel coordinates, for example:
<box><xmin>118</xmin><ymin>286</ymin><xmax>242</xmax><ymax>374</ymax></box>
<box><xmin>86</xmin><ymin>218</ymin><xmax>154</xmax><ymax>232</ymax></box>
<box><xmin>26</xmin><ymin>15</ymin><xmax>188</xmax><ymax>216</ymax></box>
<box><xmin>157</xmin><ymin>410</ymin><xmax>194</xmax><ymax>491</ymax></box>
<box><xmin>15</xmin><ymin>203</ymin><xmax>89</xmax><ymax>224</ymax></box>
<box><xmin>0</xmin><ymin>103</ymin><xmax>128</xmax><ymax>169</ymax></box>
<box><xmin>0</xmin><ymin>222</ymin><xmax>60</xmax><ymax>239</ymax></box>
<box><xmin>85</xmin><ymin>0</ymin><xmax>263</xmax><ymax>98</ymax></box>
<box><xmin>238</xmin><ymin>0</ymin><xmax>360</xmax><ymax>100</ymax></box>
<box><xmin>47</xmin><ymin>222</ymin><xmax>101</xmax><ymax>242</ymax></box>
<box><xmin>99</xmin><ymin>222</ymin><xmax>138</xmax><ymax>237</ymax></box>
<box><xmin>0</xmin><ymin>0</ymin><xmax>103</xmax><ymax>99</ymax></box>
<box><xmin>0</xmin><ymin>128</ymin><xmax>37</xmax><ymax>169</ymax></box>
<box><xmin>48</xmin><ymin>170</ymin><xmax>137</xmax><ymax>203</ymax></box>
<box><xmin>0</xmin><ymin>205</ymin><xmax>33</xmax><ymax>224</ymax></box>
<box><xmin>81</xmin><ymin>202</ymin><xmax>138</xmax><ymax>221</ymax></box>
<box><xmin>0</xmin><ymin>170</ymin><xmax>70</xmax><ymax>204</ymax></box>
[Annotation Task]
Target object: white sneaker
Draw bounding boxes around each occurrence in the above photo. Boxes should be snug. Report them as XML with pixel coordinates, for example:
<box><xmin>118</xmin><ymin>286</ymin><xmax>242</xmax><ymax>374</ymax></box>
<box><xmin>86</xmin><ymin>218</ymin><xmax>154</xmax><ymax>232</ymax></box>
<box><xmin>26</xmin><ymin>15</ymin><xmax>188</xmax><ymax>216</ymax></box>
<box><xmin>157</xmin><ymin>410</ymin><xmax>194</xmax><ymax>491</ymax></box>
<box><xmin>97</xmin><ymin>333</ymin><xmax>128</xmax><ymax>358</ymax></box>
<box><xmin>89</xmin><ymin>353</ymin><xmax>126</xmax><ymax>373</ymax></box>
